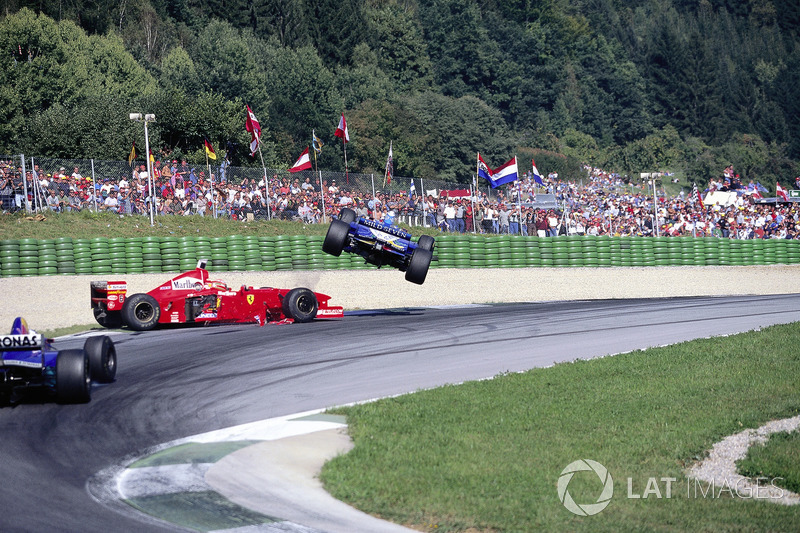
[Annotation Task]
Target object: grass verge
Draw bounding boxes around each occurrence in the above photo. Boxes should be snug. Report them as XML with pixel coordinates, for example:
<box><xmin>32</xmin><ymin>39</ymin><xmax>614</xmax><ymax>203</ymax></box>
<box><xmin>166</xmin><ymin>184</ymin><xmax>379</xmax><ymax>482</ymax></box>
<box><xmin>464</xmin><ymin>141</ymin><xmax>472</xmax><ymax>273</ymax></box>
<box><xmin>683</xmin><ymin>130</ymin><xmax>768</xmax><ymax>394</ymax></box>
<box><xmin>739</xmin><ymin>430</ymin><xmax>800</xmax><ymax>494</ymax></box>
<box><xmin>321</xmin><ymin>323</ymin><xmax>800</xmax><ymax>532</ymax></box>
<box><xmin>0</xmin><ymin>210</ymin><xmax>442</xmax><ymax>240</ymax></box>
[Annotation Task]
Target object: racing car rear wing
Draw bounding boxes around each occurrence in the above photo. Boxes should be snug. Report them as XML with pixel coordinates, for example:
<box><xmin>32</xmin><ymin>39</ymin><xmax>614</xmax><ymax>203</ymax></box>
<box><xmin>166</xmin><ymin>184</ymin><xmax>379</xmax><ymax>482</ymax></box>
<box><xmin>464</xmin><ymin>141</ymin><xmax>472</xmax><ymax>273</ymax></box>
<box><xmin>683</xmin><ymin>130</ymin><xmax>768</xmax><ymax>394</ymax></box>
<box><xmin>0</xmin><ymin>334</ymin><xmax>42</xmax><ymax>351</ymax></box>
<box><xmin>91</xmin><ymin>281</ymin><xmax>128</xmax><ymax>312</ymax></box>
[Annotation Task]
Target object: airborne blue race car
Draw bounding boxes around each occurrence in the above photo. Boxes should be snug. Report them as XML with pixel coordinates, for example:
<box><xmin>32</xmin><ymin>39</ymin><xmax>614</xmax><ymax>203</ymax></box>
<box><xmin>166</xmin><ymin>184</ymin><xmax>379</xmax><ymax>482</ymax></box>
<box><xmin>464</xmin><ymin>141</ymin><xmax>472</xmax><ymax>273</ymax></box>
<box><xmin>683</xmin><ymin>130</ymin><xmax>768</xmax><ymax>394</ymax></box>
<box><xmin>0</xmin><ymin>317</ymin><xmax>117</xmax><ymax>404</ymax></box>
<box><xmin>323</xmin><ymin>208</ymin><xmax>435</xmax><ymax>284</ymax></box>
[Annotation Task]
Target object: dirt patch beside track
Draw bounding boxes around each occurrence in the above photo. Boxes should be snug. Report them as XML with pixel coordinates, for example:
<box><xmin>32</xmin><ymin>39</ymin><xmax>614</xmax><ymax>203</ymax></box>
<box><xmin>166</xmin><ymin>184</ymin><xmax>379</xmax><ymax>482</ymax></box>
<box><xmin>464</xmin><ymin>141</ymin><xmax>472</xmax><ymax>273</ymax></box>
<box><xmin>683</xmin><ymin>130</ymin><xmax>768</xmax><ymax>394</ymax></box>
<box><xmin>2</xmin><ymin>265</ymin><xmax>800</xmax><ymax>332</ymax></box>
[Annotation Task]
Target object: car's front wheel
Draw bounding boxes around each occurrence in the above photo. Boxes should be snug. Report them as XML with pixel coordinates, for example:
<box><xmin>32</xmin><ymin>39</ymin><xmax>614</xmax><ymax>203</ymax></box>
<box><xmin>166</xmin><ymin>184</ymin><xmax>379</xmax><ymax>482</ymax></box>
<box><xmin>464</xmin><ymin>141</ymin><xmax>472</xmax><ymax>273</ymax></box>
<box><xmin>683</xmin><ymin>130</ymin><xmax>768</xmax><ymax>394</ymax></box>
<box><xmin>282</xmin><ymin>288</ymin><xmax>319</xmax><ymax>323</ymax></box>
<box><xmin>322</xmin><ymin>220</ymin><xmax>350</xmax><ymax>257</ymax></box>
<box><xmin>121</xmin><ymin>293</ymin><xmax>161</xmax><ymax>331</ymax></box>
<box><xmin>405</xmin><ymin>249</ymin><xmax>432</xmax><ymax>285</ymax></box>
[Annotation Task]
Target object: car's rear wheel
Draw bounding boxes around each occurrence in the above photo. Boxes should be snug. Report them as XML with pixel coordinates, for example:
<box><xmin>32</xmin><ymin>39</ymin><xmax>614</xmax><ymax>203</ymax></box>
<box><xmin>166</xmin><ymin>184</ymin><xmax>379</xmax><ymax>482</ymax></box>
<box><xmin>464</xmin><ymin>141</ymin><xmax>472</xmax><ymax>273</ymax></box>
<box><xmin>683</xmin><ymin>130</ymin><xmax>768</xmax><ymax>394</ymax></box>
<box><xmin>322</xmin><ymin>220</ymin><xmax>350</xmax><ymax>257</ymax></box>
<box><xmin>339</xmin><ymin>208</ymin><xmax>357</xmax><ymax>223</ymax></box>
<box><xmin>84</xmin><ymin>335</ymin><xmax>117</xmax><ymax>383</ymax></box>
<box><xmin>93</xmin><ymin>308</ymin><xmax>123</xmax><ymax>328</ymax></box>
<box><xmin>282</xmin><ymin>288</ymin><xmax>319</xmax><ymax>323</ymax></box>
<box><xmin>405</xmin><ymin>249</ymin><xmax>432</xmax><ymax>285</ymax></box>
<box><xmin>121</xmin><ymin>293</ymin><xmax>161</xmax><ymax>331</ymax></box>
<box><xmin>417</xmin><ymin>235</ymin><xmax>435</xmax><ymax>252</ymax></box>
<box><xmin>56</xmin><ymin>349</ymin><xmax>91</xmax><ymax>403</ymax></box>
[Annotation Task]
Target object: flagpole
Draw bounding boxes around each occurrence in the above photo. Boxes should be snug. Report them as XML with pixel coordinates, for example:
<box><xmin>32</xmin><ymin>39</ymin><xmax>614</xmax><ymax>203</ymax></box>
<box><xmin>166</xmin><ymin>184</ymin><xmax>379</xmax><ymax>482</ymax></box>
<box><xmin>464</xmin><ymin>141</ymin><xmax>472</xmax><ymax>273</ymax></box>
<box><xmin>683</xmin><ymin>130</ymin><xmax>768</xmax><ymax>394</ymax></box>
<box><xmin>421</xmin><ymin>178</ymin><xmax>427</xmax><ymax>227</ymax></box>
<box><xmin>343</xmin><ymin>142</ymin><xmax>349</xmax><ymax>185</ymax></box>
<box><xmin>312</xmin><ymin>130</ymin><xmax>318</xmax><ymax>174</ymax></box>
<box><xmin>256</xmin><ymin>141</ymin><xmax>271</xmax><ymax>221</ymax></box>
<box><xmin>470</xmin><ymin>179</ymin><xmax>477</xmax><ymax>234</ymax></box>
<box><xmin>319</xmin><ymin>170</ymin><xmax>326</xmax><ymax>223</ymax></box>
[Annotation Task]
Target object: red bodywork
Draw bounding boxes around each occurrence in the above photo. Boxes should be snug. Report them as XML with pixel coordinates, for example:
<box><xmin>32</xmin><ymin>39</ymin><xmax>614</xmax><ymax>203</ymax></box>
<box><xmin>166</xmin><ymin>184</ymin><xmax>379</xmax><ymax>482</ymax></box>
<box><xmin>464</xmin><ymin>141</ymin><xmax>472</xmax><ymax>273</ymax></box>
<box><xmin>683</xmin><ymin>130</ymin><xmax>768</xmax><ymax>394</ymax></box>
<box><xmin>90</xmin><ymin>266</ymin><xmax>343</xmax><ymax>326</ymax></box>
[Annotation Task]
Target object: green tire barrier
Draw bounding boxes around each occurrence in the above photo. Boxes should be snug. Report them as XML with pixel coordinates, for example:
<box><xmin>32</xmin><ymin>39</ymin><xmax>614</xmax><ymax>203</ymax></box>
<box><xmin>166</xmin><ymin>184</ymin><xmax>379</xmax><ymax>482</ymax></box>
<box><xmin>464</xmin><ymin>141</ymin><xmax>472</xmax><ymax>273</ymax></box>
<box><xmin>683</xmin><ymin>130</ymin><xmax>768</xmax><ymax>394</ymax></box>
<box><xmin>1</xmin><ymin>235</ymin><xmax>800</xmax><ymax>277</ymax></box>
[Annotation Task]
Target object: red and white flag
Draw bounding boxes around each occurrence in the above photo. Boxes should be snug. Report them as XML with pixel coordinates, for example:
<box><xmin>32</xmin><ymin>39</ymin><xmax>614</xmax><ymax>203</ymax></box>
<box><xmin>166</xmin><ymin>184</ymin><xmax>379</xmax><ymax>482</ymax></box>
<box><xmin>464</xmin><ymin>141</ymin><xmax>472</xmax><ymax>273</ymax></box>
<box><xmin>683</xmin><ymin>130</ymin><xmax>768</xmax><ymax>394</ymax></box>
<box><xmin>334</xmin><ymin>113</ymin><xmax>349</xmax><ymax>143</ymax></box>
<box><xmin>288</xmin><ymin>147</ymin><xmax>312</xmax><ymax>173</ymax></box>
<box><xmin>245</xmin><ymin>105</ymin><xmax>262</xmax><ymax>156</ymax></box>
<box><xmin>776</xmin><ymin>182</ymin><xmax>789</xmax><ymax>202</ymax></box>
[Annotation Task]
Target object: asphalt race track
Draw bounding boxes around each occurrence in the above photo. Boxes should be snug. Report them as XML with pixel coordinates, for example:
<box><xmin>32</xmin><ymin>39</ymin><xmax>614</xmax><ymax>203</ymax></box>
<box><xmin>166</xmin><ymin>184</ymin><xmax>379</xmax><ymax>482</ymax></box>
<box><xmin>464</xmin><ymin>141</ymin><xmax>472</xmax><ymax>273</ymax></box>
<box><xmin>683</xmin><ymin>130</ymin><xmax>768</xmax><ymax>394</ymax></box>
<box><xmin>3</xmin><ymin>295</ymin><xmax>800</xmax><ymax>532</ymax></box>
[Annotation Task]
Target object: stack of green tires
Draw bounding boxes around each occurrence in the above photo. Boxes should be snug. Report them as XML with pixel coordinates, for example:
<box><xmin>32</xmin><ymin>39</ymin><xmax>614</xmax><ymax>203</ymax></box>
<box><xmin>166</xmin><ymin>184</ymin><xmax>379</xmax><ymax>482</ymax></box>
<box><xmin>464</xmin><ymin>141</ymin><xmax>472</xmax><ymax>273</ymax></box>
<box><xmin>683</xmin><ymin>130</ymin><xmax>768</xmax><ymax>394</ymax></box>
<box><xmin>496</xmin><ymin>236</ymin><xmax>513</xmax><ymax>268</ymax></box>
<box><xmin>717</xmin><ymin>239</ymin><xmax>731</xmax><ymax>265</ymax></box>
<box><xmin>703</xmin><ymin>238</ymin><xmax>720</xmax><ymax>266</ymax></box>
<box><xmin>595</xmin><ymin>237</ymin><xmax>612</xmax><ymax>267</ymax></box>
<box><xmin>689</xmin><ymin>238</ymin><xmax>706</xmax><ymax>266</ymax></box>
<box><xmin>787</xmin><ymin>241</ymin><xmax>800</xmax><ymax>264</ymax></box>
<box><xmin>728</xmin><ymin>240</ymin><xmax>745</xmax><ymax>266</ymax></box>
<box><xmin>260</xmin><ymin>236</ymin><xmax>277</xmax><ymax>271</ymax></box>
<box><xmin>290</xmin><ymin>236</ymin><xmax>309</xmax><ymax>270</ymax></box>
<box><xmin>142</xmin><ymin>237</ymin><xmax>163</xmax><ymax>273</ymax></box>
<box><xmin>16</xmin><ymin>238</ymin><xmax>38</xmax><ymax>277</ymax></box>
<box><xmin>54</xmin><ymin>237</ymin><xmax>75</xmax><ymax>275</ymax></box>
<box><xmin>1</xmin><ymin>239</ymin><xmax>21</xmax><ymax>277</ymax></box>
<box><xmin>566</xmin><ymin>236</ymin><xmax>585</xmax><ymax>267</ymax></box>
<box><xmin>90</xmin><ymin>238</ymin><xmax>112</xmax><ymax>276</ymax></box>
<box><xmin>450</xmin><ymin>236</ymin><xmax>471</xmax><ymax>269</ymax></box>
<box><xmin>37</xmin><ymin>239</ymin><xmax>58</xmax><ymax>276</ymax></box>
<box><xmin>306</xmin><ymin>236</ymin><xmax>326</xmax><ymax>270</ymax></box>
<box><xmin>750</xmin><ymin>239</ymin><xmax>766</xmax><ymax>265</ymax></box>
<box><xmin>484</xmin><ymin>237</ymin><xmax>502</xmax><ymax>268</ymax></box>
<box><xmin>226</xmin><ymin>235</ymin><xmax>246</xmax><ymax>272</ymax></box>
<box><xmin>159</xmin><ymin>237</ymin><xmax>179</xmax><ymax>272</ymax></box>
<box><xmin>652</xmin><ymin>238</ymin><xmax>670</xmax><ymax>266</ymax></box>
<box><xmin>774</xmin><ymin>240</ymin><xmax>790</xmax><ymax>265</ymax></box>
<box><xmin>551</xmin><ymin>238</ymin><xmax>569</xmax><ymax>267</ymax></box>
<box><xmin>107</xmin><ymin>237</ymin><xmax>127</xmax><ymax>274</ymax></box>
<box><xmin>196</xmin><ymin>237</ymin><xmax>213</xmax><ymax>268</ymax></box>
<box><xmin>242</xmin><ymin>236</ymin><xmax>263</xmax><ymax>271</ymax></box>
<box><xmin>526</xmin><ymin>237</ymin><xmax>541</xmax><ymax>267</ymax></box>
<box><xmin>509</xmin><ymin>237</ymin><xmax>527</xmax><ymax>268</ymax></box>
<box><xmin>73</xmin><ymin>239</ymin><xmax>92</xmax><ymax>275</ymax></box>
<box><xmin>272</xmin><ymin>235</ymin><xmax>293</xmax><ymax>271</ymax></box>
<box><xmin>126</xmin><ymin>237</ymin><xmax>144</xmax><ymax>273</ymax></box>
<box><xmin>469</xmin><ymin>235</ymin><xmax>486</xmax><ymax>268</ymax></box>
<box><xmin>176</xmin><ymin>237</ymin><xmax>198</xmax><ymax>271</ymax></box>
<box><xmin>209</xmin><ymin>237</ymin><xmax>228</xmax><ymax>271</ymax></box>
<box><xmin>539</xmin><ymin>238</ymin><xmax>554</xmax><ymax>266</ymax></box>
<box><xmin>435</xmin><ymin>235</ymin><xmax>455</xmax><ymax>268</ymax></box>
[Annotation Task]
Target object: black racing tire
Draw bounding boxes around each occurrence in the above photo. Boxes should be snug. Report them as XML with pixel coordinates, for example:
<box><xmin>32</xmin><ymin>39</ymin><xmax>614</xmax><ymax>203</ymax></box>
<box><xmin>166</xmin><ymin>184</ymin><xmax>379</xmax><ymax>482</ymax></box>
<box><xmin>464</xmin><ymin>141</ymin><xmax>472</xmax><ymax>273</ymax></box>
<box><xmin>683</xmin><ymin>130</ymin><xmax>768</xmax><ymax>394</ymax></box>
<box><xmin>282</xmin><ymin>288</ymin><xmax>319</xmax><ymax>323</ymax></box>
<box><xmin>93</xmin><ymin>308</ymin><xmax>123</xmax><ymax>329</ymax></box>
<box><xmin>322</xmin><ymin>219</ymin><xmax>350</xmax><ymax>257</ymax></box>
<box><xmin>417</xmin><ymin>235</ymin><xmax>435</xmax><ymax>252</ymax></box>
<box><xmin>339</xmin><ymin>208</ymin><xmax>357</xmax><ymax>224</ymax></box>
<box><xmin>56</xmin><ymin>349</ymin><xmax>91</xmax><ymax>404</ymax></box>
<box><xmin>121</xmin><ymin>293</ymin><xmax>161</xmax><ymax>331</ymax></box>
<box><xmin>84</xmin><ymin>335</ymin><xmax>117</xmax><ymax>383</ymax></box>
<box><xmin>405</xmin><ymin>248</ymin><xmax>432</xmax><ymax>285</ymax></box>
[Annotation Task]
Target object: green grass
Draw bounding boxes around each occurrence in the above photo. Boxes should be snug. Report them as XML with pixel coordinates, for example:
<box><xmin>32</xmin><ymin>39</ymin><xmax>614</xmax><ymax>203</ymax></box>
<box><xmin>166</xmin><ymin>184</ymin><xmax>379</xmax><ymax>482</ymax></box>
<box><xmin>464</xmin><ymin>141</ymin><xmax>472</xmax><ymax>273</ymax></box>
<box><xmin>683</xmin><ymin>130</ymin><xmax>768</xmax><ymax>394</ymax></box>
<box><xmin>738</xmin><ymin>430</ymin><xmax>800</xmax><ymax>494</ymax></box>
<box><xmin>0</xmin><ymin>210</ymin><xmax>442</xmax><ymax>240</ymax></box>
<box><xmin>321</xmin><ymin>324</ymin><xmax>800</xmax><ymax>532</ymax></box>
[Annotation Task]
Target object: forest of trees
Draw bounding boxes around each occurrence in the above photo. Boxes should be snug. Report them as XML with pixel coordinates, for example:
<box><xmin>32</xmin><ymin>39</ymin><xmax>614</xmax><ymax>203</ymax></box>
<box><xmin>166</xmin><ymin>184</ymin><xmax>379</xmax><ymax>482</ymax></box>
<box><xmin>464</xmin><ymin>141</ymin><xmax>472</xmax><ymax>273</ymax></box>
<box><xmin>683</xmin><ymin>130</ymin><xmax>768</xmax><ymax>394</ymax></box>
<box><xmin>1</xmin><ymin>0</ymin><xmax>799</xmax><ymax>188</ymax></box>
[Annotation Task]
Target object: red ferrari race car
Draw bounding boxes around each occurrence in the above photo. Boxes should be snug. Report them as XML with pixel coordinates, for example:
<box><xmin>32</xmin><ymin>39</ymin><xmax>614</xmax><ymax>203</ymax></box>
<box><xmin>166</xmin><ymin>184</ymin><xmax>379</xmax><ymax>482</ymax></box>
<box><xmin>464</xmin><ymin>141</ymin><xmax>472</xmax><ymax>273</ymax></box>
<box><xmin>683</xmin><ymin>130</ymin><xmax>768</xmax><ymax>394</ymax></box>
<box><xmin>90</xmin><ymin>260</ymin><xmax>343</xmax><ymax>331</ymax></box>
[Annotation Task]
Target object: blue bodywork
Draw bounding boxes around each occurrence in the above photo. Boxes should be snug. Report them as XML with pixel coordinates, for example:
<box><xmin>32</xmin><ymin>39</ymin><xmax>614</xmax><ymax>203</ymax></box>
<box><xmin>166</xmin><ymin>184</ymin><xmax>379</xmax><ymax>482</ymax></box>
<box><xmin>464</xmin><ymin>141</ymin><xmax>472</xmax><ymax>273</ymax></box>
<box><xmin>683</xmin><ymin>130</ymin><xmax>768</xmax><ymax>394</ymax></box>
<box><xmin>345</xmin><ymin>217</ymin><xmax>419</xmax><ymax>270</ymax></box>
<box><xmin>0</xmin><ymin>317</ymin><xmax>59</xmax><ymax>399</ymax></box>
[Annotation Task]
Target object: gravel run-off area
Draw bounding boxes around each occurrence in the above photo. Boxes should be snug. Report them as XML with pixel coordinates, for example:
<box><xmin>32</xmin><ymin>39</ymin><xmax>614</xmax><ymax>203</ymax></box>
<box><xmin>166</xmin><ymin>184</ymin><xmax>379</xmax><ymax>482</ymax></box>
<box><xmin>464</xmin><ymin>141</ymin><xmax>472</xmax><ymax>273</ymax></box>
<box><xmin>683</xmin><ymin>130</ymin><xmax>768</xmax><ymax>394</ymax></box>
<box><xmin>1</xmin><ymin>265</ymin><xmax>799</xmax><ymax>332</ymax></box>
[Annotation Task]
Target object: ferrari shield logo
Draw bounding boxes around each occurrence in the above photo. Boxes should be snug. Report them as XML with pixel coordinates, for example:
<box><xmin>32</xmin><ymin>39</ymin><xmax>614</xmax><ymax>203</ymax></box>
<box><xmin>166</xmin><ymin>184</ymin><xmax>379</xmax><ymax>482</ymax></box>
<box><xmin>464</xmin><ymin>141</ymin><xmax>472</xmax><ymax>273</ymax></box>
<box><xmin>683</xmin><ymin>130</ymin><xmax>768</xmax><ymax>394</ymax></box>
<box><xmin>246</xmin><ymin>294</ymin><xmax>255</xmax><ymax>305</ymax></box>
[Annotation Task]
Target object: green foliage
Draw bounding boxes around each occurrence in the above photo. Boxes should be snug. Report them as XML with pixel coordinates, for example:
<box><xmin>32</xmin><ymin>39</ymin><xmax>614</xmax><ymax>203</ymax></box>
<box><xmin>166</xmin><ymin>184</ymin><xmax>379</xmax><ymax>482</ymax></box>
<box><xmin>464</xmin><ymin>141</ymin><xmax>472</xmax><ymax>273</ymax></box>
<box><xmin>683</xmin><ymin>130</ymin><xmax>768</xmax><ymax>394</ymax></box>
<box><xmin>738</xmin><ymin>430</ymin><xmax>800</xmax><ymax>494</ymax></box>
<box><xmin>2</xmin><ymin>1</ymin><xmax>800</xmax><ymax>180</ymax></box>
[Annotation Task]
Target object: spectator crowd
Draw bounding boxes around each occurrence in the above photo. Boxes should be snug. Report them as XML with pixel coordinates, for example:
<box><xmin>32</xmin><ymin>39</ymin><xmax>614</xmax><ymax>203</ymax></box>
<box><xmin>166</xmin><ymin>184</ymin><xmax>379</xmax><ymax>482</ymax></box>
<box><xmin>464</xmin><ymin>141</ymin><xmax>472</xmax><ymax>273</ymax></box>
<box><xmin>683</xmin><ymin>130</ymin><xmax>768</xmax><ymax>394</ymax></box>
<box><xmin>2</xmin><ymin>158</ymin><xmax>800</xmax><ymax>240</ymax></box>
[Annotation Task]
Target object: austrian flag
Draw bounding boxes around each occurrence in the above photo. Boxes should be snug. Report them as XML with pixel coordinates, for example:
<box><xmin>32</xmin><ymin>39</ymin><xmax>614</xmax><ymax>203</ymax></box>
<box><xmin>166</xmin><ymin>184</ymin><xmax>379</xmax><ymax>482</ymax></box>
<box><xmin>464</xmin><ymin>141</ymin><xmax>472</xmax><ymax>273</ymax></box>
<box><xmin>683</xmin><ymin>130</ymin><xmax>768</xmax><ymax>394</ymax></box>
<box><xmin>334</xmin><ymin>113</ymin><xmax>349</xmax><ymax>143</ymax></box>
<box><xmin>245</xmin><ymin>105</ymin><xmax>262</xmax><ymax>156</ymax></box>
<box><xmin>289</xmin><ymin>148</ymin><xmax>312</xmax><ymax>173</ymax></box>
